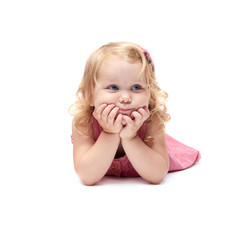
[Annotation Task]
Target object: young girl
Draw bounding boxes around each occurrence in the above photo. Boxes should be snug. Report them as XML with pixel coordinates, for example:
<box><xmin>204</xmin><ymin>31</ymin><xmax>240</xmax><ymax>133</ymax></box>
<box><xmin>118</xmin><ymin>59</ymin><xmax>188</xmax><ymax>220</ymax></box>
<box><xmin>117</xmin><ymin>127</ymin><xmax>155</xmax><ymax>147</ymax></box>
<box><xmin>69</xmin><ymin>42</ymin><xmax>201</xmax><ymax>185</ymax></box>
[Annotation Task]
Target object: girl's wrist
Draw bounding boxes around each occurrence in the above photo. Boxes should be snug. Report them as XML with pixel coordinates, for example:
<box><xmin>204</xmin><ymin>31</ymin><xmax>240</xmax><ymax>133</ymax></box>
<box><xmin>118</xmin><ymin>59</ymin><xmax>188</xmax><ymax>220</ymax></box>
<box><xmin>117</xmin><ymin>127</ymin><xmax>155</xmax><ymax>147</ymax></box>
<box><xmin>102</xmin><ymin>129</ymin><xmax>120</xmax><ymax>136</ymax></box>
<box><xmin>120</xmin><ymin>133</ymin><xmax>137</xmax><ymax>142</ymax></box>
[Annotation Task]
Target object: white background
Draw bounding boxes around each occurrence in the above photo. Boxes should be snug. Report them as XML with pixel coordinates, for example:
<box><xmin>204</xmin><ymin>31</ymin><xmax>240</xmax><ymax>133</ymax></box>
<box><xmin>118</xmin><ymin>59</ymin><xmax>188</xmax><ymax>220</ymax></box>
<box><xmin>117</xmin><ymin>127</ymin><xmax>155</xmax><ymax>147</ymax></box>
<box><xmin>0</xmin><ymin>0</ymin><xmax>240</xmax><ymax>239</ymax></box>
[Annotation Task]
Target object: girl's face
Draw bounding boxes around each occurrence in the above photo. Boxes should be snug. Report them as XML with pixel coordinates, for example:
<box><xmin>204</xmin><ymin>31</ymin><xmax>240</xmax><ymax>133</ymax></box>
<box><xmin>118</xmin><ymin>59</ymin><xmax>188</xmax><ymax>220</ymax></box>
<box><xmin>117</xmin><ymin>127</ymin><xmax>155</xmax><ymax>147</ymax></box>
<box><xmin>91</xmin><ymin>55</ymin><xmax>149</xmax><ymax>116</ymax></box>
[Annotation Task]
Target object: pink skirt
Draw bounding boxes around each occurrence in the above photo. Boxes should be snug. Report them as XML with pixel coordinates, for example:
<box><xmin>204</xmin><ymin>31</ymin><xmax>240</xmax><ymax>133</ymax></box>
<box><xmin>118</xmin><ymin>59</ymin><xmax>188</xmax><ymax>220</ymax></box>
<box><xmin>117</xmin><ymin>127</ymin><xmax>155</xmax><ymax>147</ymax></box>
<box><xmin>166</xmin><ymin>134</ymin><xmax>201</xmax><ymax>172</ymax></box>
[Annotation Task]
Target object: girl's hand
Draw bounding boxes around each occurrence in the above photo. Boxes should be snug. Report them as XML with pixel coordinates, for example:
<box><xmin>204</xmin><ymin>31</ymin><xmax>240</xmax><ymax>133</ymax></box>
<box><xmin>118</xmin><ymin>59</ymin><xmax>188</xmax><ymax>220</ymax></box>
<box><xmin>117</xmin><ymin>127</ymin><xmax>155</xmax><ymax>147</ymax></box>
<box><xmin>93</xmin><ymin>103</ymin><xmax>123</xmax><ymax>134</ymax></box>
<box><xmin>119</xmin><ymin>106</ymin><xmax>150</xmax><ymax>140</ymax></box>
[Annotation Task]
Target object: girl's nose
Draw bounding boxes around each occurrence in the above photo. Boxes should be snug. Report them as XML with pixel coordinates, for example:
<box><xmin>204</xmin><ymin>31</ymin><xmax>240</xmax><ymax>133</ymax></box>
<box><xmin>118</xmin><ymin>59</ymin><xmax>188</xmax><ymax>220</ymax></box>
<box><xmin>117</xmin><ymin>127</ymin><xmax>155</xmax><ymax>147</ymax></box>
<box><xmin>119</xmin><ymin>94</ymin><xmax>132</xmax><ymax>104</ymax></box>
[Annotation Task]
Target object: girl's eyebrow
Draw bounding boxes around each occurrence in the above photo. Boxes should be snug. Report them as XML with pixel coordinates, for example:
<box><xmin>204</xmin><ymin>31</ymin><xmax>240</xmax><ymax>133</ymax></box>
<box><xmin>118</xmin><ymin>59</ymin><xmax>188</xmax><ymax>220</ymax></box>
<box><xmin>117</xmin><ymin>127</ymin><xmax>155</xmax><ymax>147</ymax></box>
<box><xmin>106</xmin><ymin>79</ymin><xmax>117</xmax><ymax>83</ymax></box>
<box><xmin>105</xmin><ymin>77</ymin><xmax>143</xmax><ymax>83</ymax></box>
<box><xmin>101</xmin><ymin>78</ymin><xmax>116</xmax><ymax>83</ymax></box>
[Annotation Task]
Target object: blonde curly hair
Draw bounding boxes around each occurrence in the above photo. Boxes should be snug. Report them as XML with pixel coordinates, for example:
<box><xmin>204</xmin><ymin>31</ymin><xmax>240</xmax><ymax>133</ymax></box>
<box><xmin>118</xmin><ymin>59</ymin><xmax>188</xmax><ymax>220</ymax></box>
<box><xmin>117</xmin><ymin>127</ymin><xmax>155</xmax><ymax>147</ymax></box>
<box><xmin>68</xmin><ymin>42</ymin><xmax>171</xmax><ymax>137</ymax></box>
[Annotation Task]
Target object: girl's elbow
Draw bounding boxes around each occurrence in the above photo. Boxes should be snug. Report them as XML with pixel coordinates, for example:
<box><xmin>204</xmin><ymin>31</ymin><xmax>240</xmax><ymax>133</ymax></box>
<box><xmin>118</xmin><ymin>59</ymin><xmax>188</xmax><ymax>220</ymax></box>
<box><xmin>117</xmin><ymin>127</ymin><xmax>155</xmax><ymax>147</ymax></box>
<box><xmin>81</xmin><ymin>178</ymin><xmax>97</xmax><ymax>186</ymax></box>
<box><xmin>149</xmin><ymin>177</ymin><xmax>163</xmax><ymax>185</ymax></box>
<box><xmin>74</xmin><ymin>159</ymin><xmax>101</xmax><ymax>186</ymax></box>
<box><xmin>149</xmin><ymin>169</ymin><xmax>168</xmax><ymax>184</ymax></box>
<box><xmin>76</xmin><ymin>170</ymin><xmax>98</xmax><ymax>186</ymax></box>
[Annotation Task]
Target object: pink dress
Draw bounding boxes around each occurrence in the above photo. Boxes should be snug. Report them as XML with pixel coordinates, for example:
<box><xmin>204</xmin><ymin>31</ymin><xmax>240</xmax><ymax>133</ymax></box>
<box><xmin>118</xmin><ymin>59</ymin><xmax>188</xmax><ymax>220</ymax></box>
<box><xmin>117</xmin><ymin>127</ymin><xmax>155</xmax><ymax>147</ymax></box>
<box><xmin>71</xmin><ymin>117</ymin><xmax>201</xmax><ymax>177</ymax></box>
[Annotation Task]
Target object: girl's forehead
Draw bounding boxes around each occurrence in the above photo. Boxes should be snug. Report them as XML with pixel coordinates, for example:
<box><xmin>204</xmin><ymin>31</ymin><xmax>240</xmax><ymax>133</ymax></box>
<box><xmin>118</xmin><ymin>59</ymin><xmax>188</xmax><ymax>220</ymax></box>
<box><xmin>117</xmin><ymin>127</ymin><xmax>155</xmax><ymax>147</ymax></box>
<box><xmin>98</xmin><ymin>55</ymin><xmax>143</xmax><ymax>81</ymax></box>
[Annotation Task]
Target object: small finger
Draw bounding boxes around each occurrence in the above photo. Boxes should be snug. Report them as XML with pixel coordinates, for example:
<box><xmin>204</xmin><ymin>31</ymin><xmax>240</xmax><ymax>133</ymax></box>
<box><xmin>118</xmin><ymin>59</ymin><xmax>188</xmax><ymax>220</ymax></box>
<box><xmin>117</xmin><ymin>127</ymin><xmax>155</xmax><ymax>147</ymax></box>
<box><xmin>115</xmin><ymin>113</ymin><xmax>123</xmax><ymax>125</ymax></box>
<box><xmin>130</xmin><ymin>111</ymin><xmax>141</xmax><ymax>123</ymax></box>
<box><xmin>131</xmin><ymin>111</ymin><xmax>142</xmax><ymax>119</ymax></box>
<box><xmin>136</xmin><ymin>107</ymin><xmax>145</xmax><ymax>116</ymax></box>
<box><xmin>108</xmin><ymin>106</ymin><xmax>119</xmax><ymax>123</ymax></box>
<box><xmin>122</xmin><ymin>115</ymin><xmax>133</xmax><ymax>127</ymax></box>
<box><xmin>94</xmin><ymin>104</ymin><xmax>107</xmax><ymax>119</ymax></box>
<box><xmin>102</xmin><ymin>104</ymin><xmax>115</xmax><ymax>122</ymax></box>
<box><xmin>137</xmin><ymin>107</ymin><xmax>150</xmax><ymax>120</ymax></box>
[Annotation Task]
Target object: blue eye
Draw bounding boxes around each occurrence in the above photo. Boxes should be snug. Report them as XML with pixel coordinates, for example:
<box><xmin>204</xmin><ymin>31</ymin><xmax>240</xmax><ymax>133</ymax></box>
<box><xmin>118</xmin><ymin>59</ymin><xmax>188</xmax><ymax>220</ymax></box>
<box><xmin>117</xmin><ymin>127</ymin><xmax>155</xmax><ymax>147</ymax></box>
<box><xmin>108</xmin><ymin>85</ymin><xmax>119</xmax><ymax>91</ymax></box>
<box><xmin>132</xmin><ymin>84</ymin><xmax>142</xmax><ymax>91</ymax></box>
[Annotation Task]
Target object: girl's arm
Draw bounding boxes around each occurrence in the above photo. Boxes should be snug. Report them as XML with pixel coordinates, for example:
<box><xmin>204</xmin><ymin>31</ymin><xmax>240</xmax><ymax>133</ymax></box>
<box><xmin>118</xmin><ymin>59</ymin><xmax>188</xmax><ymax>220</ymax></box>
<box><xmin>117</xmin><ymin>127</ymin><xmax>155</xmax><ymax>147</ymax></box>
<box><xmin>121</xmin><ymin>111</ymin><xmax>169</xmax><ymax>184</ymax></box>
<box><xmin>72</xmin><ymin>104</ymin><xmax>123</xmax><ymax>185</ymax></box>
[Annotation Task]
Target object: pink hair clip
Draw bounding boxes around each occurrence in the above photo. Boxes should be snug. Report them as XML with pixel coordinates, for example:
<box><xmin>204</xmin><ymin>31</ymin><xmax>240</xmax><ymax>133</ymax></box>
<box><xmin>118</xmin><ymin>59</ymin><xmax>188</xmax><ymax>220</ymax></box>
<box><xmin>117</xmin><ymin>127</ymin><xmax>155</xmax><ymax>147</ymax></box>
<box><xmin>142</xmin><ymin>48</ymin><xmax>150</xmax><ymax>55</ymax></box>
<box><xmin>142</xmin><ymin>48</ymin><xmax>154</xmax><ymax>71</ymax></box>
